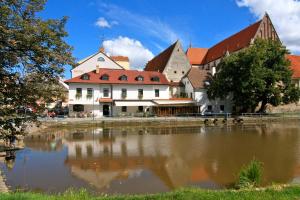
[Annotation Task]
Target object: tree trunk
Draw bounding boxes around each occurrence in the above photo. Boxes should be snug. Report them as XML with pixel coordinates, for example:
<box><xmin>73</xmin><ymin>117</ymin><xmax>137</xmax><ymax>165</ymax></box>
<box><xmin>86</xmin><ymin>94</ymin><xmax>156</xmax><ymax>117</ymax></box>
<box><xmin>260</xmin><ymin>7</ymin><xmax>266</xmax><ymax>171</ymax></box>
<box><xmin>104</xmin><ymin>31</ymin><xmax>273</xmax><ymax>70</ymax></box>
<box><xmin>258</xmin><ymin>100</ymin><xmax>267</xmax><ymax>113</ymax></box>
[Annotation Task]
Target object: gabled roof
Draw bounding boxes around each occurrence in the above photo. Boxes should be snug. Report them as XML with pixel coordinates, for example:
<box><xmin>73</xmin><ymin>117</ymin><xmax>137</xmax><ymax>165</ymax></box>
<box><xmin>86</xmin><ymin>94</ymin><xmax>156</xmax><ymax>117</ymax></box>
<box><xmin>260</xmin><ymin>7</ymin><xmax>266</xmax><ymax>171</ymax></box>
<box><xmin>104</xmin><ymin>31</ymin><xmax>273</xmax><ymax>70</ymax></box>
<box><xmin>185</xmin><ymin>67</ymin><xmax>210</xmax><ymax>89</ymax></box>
<box><xmin>204</xmin><ymin>20</ymin><xmax>262</xmax><ymax>63</ymax></box>
<box><xmin>144</xmin><ymin>41</ymin><xmax>178</xmax><ymax>72</ymax></box>
<box><xmin>65</xmin><ymin>69</ymin><xmax>169</xmax><ymax>85</ymax></box>
<box><xmin>186</xmin><ymin>48</ymin><xmax>209</xmax><ymax>65</ymax></box>
<box><xmin>287</xmin><ymin>55</ymin><xmax>300</xmax><ymax>79</ymax></box>
<box><xmin>110</xmin><ymin>56</ymin><xmax>129</xmax><ymax>62</ymax></box>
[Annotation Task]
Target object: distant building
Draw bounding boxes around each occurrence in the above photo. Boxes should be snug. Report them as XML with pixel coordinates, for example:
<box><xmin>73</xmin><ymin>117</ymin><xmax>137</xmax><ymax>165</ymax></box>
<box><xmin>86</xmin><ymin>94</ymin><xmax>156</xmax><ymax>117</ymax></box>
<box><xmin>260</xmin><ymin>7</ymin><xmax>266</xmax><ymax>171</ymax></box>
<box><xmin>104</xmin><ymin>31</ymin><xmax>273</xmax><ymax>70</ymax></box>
<box><xmin>288</xmin><ymin>55</ymin><xmax>300</xmax><ymax>88</ymax></box>
<box><xmin>110</xmin><ymin>56</ymin><xmax>130</xmax><ymax>70</ymax></box>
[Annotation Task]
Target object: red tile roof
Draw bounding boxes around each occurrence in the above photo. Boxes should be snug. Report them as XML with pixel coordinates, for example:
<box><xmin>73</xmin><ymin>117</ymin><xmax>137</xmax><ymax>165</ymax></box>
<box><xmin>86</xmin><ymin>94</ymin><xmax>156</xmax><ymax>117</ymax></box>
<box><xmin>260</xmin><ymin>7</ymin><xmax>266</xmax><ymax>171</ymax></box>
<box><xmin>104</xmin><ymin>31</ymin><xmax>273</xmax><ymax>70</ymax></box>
<box><xmin>288</xmin><ymin>55</ymin><xmax>300</xmax><ymax>79</ymax></box>
<box><xmin>204</xmin><ymin>20</ymin><xmax>262</xmax><ymax>64</ymax></box>
<box><xmin>186</xmin><ymin>67</ymin><xmax>210</xmax><ymax>89</ymax></box>
<box><xmin>65</xmin><ymin>69</ymin><xmax>169</xmax><ymax>85</ymax></box>
<box><xmin>144</xmin><ymin>41</ymin><xmax>177</xmax><ymax>72</ymax></box>
<box><xmin>110</xmin><ymin>56</ymin><xmax>129</xmax><ymax>62</ymax></box>
<box><xmin>186</xmin><ymin>48</ymin><xmax>209</xmax><ymax>65</ymax></box>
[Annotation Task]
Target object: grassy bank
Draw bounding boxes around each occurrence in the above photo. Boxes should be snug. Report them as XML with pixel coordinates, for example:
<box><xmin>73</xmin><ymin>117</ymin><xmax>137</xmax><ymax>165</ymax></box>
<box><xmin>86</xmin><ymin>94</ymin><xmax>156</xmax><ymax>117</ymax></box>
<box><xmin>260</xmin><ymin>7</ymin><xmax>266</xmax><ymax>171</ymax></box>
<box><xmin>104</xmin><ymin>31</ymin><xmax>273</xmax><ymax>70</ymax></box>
<box><xmin>1</xmin><ymin>186</ymin><xmax>300</xmax><ymax>200</ymax></box>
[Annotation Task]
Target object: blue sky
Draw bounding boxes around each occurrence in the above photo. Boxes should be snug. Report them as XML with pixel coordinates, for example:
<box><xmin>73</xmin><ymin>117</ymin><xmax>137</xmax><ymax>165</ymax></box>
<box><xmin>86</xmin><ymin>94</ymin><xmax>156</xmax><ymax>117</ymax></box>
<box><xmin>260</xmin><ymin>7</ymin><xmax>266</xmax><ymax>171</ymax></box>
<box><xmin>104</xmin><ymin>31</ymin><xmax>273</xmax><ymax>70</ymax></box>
<box><xmin>40</xmin><ymin>0</ymin><xmax>300</xmax><ymax>79</ymax></box>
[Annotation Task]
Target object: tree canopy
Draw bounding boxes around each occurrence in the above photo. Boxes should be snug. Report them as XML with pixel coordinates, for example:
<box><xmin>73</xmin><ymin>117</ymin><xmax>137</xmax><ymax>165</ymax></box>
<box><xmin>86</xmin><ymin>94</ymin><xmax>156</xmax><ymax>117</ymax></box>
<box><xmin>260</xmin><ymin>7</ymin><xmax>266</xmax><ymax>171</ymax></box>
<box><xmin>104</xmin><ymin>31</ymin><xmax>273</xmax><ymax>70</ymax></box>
<box><xmin>207</xmin><ymin>39</ymin><xmax>300</xmax><ymax>113</ymax></box>
<box><xmin>0</xmin><ymin>0</ymin><xmax>74</xmax><ymax>141</ymax></box>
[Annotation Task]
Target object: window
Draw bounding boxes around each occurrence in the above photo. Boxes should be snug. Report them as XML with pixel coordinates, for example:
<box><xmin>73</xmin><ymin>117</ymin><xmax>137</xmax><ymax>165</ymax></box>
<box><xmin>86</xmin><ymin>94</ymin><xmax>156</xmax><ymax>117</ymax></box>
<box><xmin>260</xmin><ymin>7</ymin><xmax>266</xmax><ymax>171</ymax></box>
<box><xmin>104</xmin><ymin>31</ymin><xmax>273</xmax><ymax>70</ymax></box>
<box><xmin>138</xmin><ymin>106</ymin><xmax>143</xmax><ymax>112</ymax></box>
<box><xmin>207</xmin><ymin>105</ymin><xmax>212</xmax><ymax>111</ymax></box>
<box><xmin>76</xmin><ymin>88</ymin><xmax>82</xmax><ymax>98</ymax></box>
<box><xmin>73</xmin><ymin>104</ymin><xmax>84</xmax><ymax>112</ymax></box>
<box><xmin>121</xmin><ymin>106</ymin><xmax>127</xmax><ymax>112</ymax></box>
<box><xmin>103</xmin><ymin>88</ymin><xmax>109</xmax><ymax>97</ymax></box>
<box><xmin>220</xmin><ymin>105</ymin><xmax>225</xmax><ymax>112</ymax></box>
<box><xmin>87</xmin><ymin>88</ymin><xmax>93</xmax><ymax>99</ymax></box>
<box><xmin>81</xmin><ymin>74</ymin><xmax>90</xmax><ymax>80</ymax></box>
<box><xmin>121</xmin><ymin>88</ymin><xmax>127</xmax><ymax>98</ymax></box>
<box><xmin>174</xmin><ymin>71</ymin><xmax>177</xmax><ymax>74</ymax></box>
<box><xmin>155</xmin><ymin>89</ymin><xmax>159</xmax><ymax>97</ymax></box>
<box><xmin>138</xmin><ymin>89</ymin><xmax>143</xmax><ymax>99</ymax></box>
<box><xmin>100</xmin><ymin>74</ymin><xmax>109</xmax><ymax>80</ymax></box>
<box><xmin>151</xmin><ymin>76</ymin><xmax>160</xmax><ymax>82</ymax></box>
<box><xmin>119</xmin><ymin>75</ymin><xmax>128</xmax><ymax>81</ymax></box>
<box><xmin>97</xmin><ymin>57</ymin><xmax>105</xmax><ymax>62</ymax></box>
<box><xmin>190</xmin><ymin>93</ymin><xmax>193</xmax><ymax>98</ymax></box>
<box><xmin>135</xmin><ymin>75</ymin><xmax>144</xmax><ymax>81</ymax></box>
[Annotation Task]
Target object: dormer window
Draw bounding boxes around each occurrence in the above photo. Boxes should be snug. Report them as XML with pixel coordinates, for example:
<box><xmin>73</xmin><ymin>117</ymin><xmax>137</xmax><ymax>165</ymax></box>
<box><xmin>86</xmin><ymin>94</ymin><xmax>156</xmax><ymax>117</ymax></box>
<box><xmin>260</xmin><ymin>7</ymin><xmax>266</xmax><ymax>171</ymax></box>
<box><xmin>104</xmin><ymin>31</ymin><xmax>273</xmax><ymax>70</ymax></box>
<box><xmin>119</xmin><ymin>75</ymin><xmax>128</xmax><ymax>81</ymax></box>
<box><xmin>97</xmin><ymin>57</ymin><xmax>105</xmax><ymax>62</ymax></box>
<box><xmin>135</xmin><ymin>75</ymin><xmax>144</xmax><ymax>81</ymax></box>
<box><xmin>81</xmin><ymin>74</ymin><xmax>90</xmax><ymax>80</ymax></box>
<box><xmin>151</xmin><ymin>76</ymin><xmax>160</xmax><ymax>82</ymax></box>
<box><xmin>100</xmin><ymin>74</ymin><xmax>109</xmax><ymax>80</ymax></box>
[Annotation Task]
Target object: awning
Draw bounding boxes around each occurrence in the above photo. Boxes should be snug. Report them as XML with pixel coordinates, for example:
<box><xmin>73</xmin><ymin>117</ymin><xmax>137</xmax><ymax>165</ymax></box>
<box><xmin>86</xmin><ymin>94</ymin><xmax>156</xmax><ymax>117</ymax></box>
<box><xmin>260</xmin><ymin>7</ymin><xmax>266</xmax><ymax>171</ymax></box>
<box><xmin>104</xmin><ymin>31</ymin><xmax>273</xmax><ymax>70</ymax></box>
<box><xmin>114</xmin><ymin>101</ymin><xmax>155</xmax><ymax>107</ymax></box>
<box><xmin>153</xmin><ymin>99</ymin><xmax>195</xmax><ymax>106</ymax></box>
<box><xmin>98</xmin><ymin>98</ymin><xmax>113</xmax><ymax>103</ymax></box>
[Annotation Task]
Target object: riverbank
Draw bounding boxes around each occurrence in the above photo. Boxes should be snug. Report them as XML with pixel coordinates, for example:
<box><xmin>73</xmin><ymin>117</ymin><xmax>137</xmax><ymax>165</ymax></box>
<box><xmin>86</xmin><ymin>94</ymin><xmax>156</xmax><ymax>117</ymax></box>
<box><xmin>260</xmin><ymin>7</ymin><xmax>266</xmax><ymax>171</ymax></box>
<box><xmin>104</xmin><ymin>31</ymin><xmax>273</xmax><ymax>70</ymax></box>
<box><xmin>1</xmin><ymin>185</ymin><xmax>300</xmax><ymax>200</ymax></box>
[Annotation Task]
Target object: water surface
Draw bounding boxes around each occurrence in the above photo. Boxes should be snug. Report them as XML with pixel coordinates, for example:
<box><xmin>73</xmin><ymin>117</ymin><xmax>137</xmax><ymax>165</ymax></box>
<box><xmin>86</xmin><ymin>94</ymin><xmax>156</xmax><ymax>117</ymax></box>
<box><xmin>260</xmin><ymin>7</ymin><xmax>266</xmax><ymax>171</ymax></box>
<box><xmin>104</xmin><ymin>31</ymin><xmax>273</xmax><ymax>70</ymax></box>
<box><xmin>1</xmin><ymin>122</ymin><xmax>300</xmax><ymax>194</ymax></box>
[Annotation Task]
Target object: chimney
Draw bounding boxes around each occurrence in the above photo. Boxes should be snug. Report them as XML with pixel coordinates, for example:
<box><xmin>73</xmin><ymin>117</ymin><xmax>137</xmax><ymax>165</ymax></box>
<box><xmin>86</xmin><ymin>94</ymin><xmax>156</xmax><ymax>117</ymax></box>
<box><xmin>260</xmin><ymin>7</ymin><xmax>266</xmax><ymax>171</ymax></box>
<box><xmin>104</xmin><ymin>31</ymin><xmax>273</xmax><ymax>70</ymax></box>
<box><xmin>99</xmin><ymin>47</ymin><xmax>105</xmax><ymax>53</ymax></box>
<box><xmin>96</xmin><ymin>65</ymin><xmax>100</xmax><ymax>74</ymax></box>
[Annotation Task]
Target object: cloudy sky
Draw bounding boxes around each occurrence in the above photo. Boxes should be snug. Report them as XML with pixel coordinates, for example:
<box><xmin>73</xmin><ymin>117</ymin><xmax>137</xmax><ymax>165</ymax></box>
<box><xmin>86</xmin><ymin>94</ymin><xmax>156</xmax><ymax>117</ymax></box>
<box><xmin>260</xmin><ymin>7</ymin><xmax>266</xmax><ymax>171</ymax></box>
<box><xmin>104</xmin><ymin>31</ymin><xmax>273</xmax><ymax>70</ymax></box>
<box><xmin>40</xmin><ymin>0</ymin><xmax>300</xmax><ymax>78</ymax></box>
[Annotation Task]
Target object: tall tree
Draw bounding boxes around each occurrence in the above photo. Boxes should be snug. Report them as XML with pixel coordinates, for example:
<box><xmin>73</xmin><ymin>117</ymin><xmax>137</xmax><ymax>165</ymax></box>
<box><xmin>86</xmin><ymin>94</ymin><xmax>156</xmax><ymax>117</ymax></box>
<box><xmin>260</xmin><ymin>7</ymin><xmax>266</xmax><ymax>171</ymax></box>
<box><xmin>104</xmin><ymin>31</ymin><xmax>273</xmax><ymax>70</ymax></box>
<box><xmin>207</xmin><ymin>39</ymin><xmax>300</xmax><ymax>113</ymax></box>
<box><xmin>0</xmin><ymin>0</ymin><xmax>74</xmax><ymax>142</ymax></box>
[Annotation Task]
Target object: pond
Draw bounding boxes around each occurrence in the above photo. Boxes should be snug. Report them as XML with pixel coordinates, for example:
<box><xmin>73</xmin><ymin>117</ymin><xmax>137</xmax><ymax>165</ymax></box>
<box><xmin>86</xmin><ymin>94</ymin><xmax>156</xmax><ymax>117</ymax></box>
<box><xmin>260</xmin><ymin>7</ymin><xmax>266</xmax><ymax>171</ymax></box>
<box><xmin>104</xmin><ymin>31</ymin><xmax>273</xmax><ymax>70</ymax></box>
<box><xmin>1</xmin><ymin>122</ymin><xmax>300</xmax><ymax>194</ymax></box>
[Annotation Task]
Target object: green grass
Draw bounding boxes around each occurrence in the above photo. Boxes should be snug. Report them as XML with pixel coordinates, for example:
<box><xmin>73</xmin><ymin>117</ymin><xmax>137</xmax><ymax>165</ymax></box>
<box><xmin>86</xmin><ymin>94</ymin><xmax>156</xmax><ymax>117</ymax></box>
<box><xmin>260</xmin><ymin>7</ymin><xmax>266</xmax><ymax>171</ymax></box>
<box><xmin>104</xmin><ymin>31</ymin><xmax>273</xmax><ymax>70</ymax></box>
<box><xmin>1</xmin><ymin>186</ymin><xmax>300</xmax><ymax>200</ymax></box>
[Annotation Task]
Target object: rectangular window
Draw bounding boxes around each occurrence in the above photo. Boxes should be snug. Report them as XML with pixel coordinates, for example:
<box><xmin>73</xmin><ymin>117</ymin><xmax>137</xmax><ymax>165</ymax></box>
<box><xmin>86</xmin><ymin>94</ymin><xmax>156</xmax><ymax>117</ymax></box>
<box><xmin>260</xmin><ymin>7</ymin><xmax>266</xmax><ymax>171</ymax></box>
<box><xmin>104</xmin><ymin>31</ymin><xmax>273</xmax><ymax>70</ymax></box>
<box><xmin>76</xmin><ymin>88</ymin><xmax>82</xmax><ymax>98</ymax></box>
<box><xmin>190</xmin><ymin>93</ymin><xmax>193</xmax><ymax>98</ymax></box>
<box><xmin>220</xmin><ymin>105</ymin><xmax>225</xmax><ymax>112</ymax></box>
<box><xmin>103</xmin><ymin>88</ymin><xmax>109</xmax><ymax>97</ymax></box>
<box><xmin>138</xmin><ymin>89</ymin><xmax>143</xmax><ymax>98</ymax></box>
<box><xmin>155</xmin><ymin>89</ymin><xmax>159</xmax><ymax>97</ymax></box>
<box><xmin>87</xmin><ymin>88</ymin><xmax>93</xmax><ymax>99</ymax></box>
<box><xmin>121</xmin><ymin>89</ymin><xmax>127</xmax><ymax>98</ymax></box>
<box><xmin>207</xmin><ymin>105</ymin><xmax>212</xmax><ymax>111</ymax></box>
<box><xmin>138</xmin><ymin>106</ymin><xmax>143</xmax><ymax>112</ymax></box>
<box><xmin>121</xmin><ymin>106</ymin><xmax>127</xmax><ymax>112</ymax></box>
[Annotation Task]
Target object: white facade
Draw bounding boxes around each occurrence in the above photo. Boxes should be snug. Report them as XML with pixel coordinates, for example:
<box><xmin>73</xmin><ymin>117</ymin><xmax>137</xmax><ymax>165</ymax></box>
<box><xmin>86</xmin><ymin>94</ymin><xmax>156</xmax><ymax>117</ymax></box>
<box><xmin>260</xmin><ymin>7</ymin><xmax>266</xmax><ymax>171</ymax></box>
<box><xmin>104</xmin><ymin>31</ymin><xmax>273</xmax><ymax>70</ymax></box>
<box><xmin>72</xmin><ymin>52</ymin><xmax>123</xmax><ymax>78</ymax></box>
<box><xmin>68</xmin><ymin>83</ymin><xmax>170</xmax><ymax>117</ymax></box>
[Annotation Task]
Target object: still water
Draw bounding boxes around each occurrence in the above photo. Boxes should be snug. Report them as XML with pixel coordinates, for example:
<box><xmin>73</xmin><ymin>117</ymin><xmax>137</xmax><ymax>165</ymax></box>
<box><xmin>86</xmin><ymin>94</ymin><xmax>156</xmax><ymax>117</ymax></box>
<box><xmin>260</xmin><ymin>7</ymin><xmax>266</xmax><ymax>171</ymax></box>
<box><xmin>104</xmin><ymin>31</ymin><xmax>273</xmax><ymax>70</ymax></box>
<box><xmin>1</xmin><ymin>122</ymin><xmax>300</xmax><ymax>194</ymax></box>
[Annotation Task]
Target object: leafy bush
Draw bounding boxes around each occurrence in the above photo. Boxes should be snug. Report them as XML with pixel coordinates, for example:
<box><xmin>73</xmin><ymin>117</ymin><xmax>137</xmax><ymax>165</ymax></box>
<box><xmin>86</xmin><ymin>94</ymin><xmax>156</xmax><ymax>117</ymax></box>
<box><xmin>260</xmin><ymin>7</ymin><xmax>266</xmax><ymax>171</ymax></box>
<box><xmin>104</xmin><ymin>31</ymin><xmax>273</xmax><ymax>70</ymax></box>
<box><xmin>237</xmin><ymin>158</ymin><xmax>263</xmax><ymax>189</ymax></box>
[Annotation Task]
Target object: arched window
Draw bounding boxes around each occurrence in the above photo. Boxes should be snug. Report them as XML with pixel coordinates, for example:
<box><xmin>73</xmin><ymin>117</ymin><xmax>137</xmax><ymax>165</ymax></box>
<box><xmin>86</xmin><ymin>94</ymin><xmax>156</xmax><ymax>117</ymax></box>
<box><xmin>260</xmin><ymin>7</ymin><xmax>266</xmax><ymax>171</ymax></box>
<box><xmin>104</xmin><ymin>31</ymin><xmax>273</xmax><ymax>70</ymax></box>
<box><xmin>81</xmin><ymin>74</ymin><xmax>90</xmax><ymax>80</ymax></box>
<box><xmin>119</xmin><ymin>75</ymin><xmax>128</xmax><ymax>81</ymax></box>
<box><xmin>135</xmin><ymin>75</ymin><xmax>144</xmax><ymax>81</ymax></box>
<box><xmin>97</xmin><ymin>57</ymin><xmax>105</xmax><ymax>62</ymax></box>
<box><xmin>100</xmin><ymin>74</ymin><xmax>109</xmax><ymax>80</ymax></box>
<box><xmin>151</xmin><ymin>76</ymin><xmax>160</xmax><ymax>82</ymax></box>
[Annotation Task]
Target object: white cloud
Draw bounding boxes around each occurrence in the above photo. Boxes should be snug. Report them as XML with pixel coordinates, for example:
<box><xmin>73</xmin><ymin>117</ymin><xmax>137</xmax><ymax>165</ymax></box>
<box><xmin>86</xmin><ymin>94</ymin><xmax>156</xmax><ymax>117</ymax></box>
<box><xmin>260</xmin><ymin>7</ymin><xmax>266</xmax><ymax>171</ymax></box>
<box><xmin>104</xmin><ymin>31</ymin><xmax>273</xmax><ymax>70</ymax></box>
<box><xmin>95</xmin><ymin>17</ymin><xmax>117</xmax><ymax>28</ymax></box>
<box><xmin>236</xmin><ymin>0</ymin><xmax>300</xmax><ymax>53</ymax></box>
<box><xmin>103</xmin><ymin>36</ymin><xmax>154</xmax><ymax>69</ymax></box>
<box><xmin>98</xmin><ymin>3</ymin><xmax>187</xmax><ymax>45</ymax></box>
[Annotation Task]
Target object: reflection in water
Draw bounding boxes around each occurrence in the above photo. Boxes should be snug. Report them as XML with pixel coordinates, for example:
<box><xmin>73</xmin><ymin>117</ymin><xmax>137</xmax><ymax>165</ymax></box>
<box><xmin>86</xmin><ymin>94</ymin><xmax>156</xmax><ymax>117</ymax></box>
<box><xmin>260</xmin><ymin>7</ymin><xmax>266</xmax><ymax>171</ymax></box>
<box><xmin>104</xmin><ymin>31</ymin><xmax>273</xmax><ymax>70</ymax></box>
<box><xmin>1</xmin><ymin>123</ymin><xmax>300</xmax><ymax>194</ymax></box>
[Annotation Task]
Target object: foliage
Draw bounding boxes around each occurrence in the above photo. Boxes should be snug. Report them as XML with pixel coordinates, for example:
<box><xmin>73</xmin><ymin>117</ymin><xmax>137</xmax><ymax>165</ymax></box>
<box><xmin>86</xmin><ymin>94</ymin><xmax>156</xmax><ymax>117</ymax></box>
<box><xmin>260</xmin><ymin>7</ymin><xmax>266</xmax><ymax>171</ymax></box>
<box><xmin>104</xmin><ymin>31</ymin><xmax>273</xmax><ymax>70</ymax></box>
<box><xmin>1</xmin><ymin>186</ymin><xmax>300</xmax><ymax>200</ymax></box>
<box><xmin>0</xmin><ymin>0</ymin><xmax>74</xmax><ymax>142</ymax></box>
<box><xmin>207</xmin><ymin>39</ymin><xmax>300</xmax><ymax>113</ymax></box>
<box><xmin>237</xmin><ymin>159</ymin><xmax>263</xmax><ymax>189</ymax></box>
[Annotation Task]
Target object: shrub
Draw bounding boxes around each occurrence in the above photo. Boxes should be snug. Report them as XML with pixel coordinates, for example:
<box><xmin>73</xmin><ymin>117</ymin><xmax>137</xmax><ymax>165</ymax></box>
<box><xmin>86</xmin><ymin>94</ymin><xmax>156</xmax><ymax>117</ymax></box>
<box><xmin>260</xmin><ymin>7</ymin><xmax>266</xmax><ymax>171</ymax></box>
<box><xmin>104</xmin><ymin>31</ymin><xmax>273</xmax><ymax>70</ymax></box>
<box><xmin>237</xmin><ymin>158</ymin><xmax>263</xmax><ymax>189</ymax></box>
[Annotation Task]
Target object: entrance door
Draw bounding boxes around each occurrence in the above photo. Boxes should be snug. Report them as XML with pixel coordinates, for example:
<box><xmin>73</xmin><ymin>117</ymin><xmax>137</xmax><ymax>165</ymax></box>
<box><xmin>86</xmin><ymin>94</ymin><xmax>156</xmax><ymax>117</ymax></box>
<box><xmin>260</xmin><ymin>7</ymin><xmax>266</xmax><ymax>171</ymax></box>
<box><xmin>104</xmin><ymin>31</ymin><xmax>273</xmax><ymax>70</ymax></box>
<box><xmin>103</xmin><ymin>105</ymin><xmax>110</xmax><ymax>116</ymax></box>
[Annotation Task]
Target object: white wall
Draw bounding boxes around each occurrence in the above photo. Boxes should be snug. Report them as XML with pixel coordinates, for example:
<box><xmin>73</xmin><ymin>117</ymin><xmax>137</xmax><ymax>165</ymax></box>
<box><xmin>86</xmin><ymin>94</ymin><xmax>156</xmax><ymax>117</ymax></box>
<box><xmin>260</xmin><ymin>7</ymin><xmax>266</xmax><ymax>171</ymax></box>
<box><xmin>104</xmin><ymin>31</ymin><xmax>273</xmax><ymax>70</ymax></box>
<box><xmin>71</xmin><ymin>52</ymin><xmax>123</xmax><ymax>78</ymax></box>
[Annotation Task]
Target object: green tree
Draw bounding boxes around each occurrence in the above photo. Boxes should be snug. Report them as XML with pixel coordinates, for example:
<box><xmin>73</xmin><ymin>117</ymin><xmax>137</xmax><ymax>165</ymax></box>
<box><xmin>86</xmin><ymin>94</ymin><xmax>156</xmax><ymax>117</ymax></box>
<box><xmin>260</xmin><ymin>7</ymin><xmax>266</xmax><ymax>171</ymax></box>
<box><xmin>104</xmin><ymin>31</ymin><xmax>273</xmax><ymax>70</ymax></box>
<box><xmin>207</xmin><ymin>39</ymin><xmax>300</xmax><ymax>113</ymax></box>
<box><xmin>0</xmin><ymin>0</ymin><xmax>74</xmax><ymax>143</ymax></box>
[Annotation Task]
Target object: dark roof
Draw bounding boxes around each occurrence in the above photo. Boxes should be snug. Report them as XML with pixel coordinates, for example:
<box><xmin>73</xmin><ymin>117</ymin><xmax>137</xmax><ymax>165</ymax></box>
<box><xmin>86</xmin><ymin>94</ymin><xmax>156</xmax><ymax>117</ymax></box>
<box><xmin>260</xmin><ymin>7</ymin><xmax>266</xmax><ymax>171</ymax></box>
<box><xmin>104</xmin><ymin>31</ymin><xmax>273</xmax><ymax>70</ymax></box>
<box><xmin>144</xmin><ymin>41</ymin><xmax>178</xmax><ymax>72</ymax></box>
<box><xmin>65</xmin><ymin>69</ymin><xmax>169</xmax><ymax>85</ymax></box>
<box><xmin>204</xmin><ymin>20</ymin><xmax>262</xmax><ymax>63</ymax></box>
<box><xmin>186</xmin><ymin>67</ymin><xmax>210</xmax><ymax>89</ymax></box>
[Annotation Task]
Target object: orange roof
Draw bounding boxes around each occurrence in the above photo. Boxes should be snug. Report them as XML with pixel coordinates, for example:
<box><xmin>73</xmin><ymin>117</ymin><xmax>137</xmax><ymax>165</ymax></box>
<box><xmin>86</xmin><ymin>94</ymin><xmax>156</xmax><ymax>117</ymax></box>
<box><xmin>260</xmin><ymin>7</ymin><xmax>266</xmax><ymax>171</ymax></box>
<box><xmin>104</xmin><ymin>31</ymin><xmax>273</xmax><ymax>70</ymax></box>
<box><xmin>288</xmin><ymin>55</ymin><xmax>300</xmax><ymax>79</ymax></box>
<box><xmin>204</xmin><ymin>20</ymin><xmax>262</xmax><ymax>63</ymax></box>
<box><xmin>186</xmin><ymin>48</ymin><xmax>208</xmax><ymax>65</ymax></box>
<box><xmin>65</xmin><ymin>69</ymin><xmax>169</xmax><ymax>85</ymax></box>
<box><xmin>110</xmin><ymin>56</ymin><xmax>129</xmax><ymax>62</ymax></box>
<box><xmin>144</xmin><ymin>41</ymin><xmax>177</xmax><ymax>72</ymax></box>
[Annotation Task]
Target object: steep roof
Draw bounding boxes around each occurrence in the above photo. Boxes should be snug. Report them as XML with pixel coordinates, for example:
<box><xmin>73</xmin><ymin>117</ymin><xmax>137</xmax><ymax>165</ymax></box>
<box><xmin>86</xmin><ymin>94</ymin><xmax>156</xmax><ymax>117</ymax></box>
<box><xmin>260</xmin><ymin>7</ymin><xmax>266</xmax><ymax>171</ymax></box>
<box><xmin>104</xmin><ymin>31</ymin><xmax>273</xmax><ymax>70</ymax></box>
<box><xmin>144</xmin><ymin>41</ymin><xmax>178</xmax><ymax>72</ymax></box>
<box><xmin>288</xmin><ymin>55</ymin><xmax>300</xmax><ymax>79</ymax></box>
<box><xmin>204</xmin><ymin>20</ymin><xmax>262</xmax><ymax>63</ymax></box>
<box><xmin>110</xmin><ymin>56</ymin><xmax>129</xmax><ymax>62</ymax></box>
<box><xmin>65</xmin><ymin>69</ymin><xmax>169</xmax><ymax>85</ymax></box>
<box><xmin>186</xmin><ymin>48</ymin><xmax>209</xmax><ymax>65</ymax></box>
<box><xmin>186</xmin><ymin>67</ymin><xmax>210</xmax><ymax>89</ymax></box>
